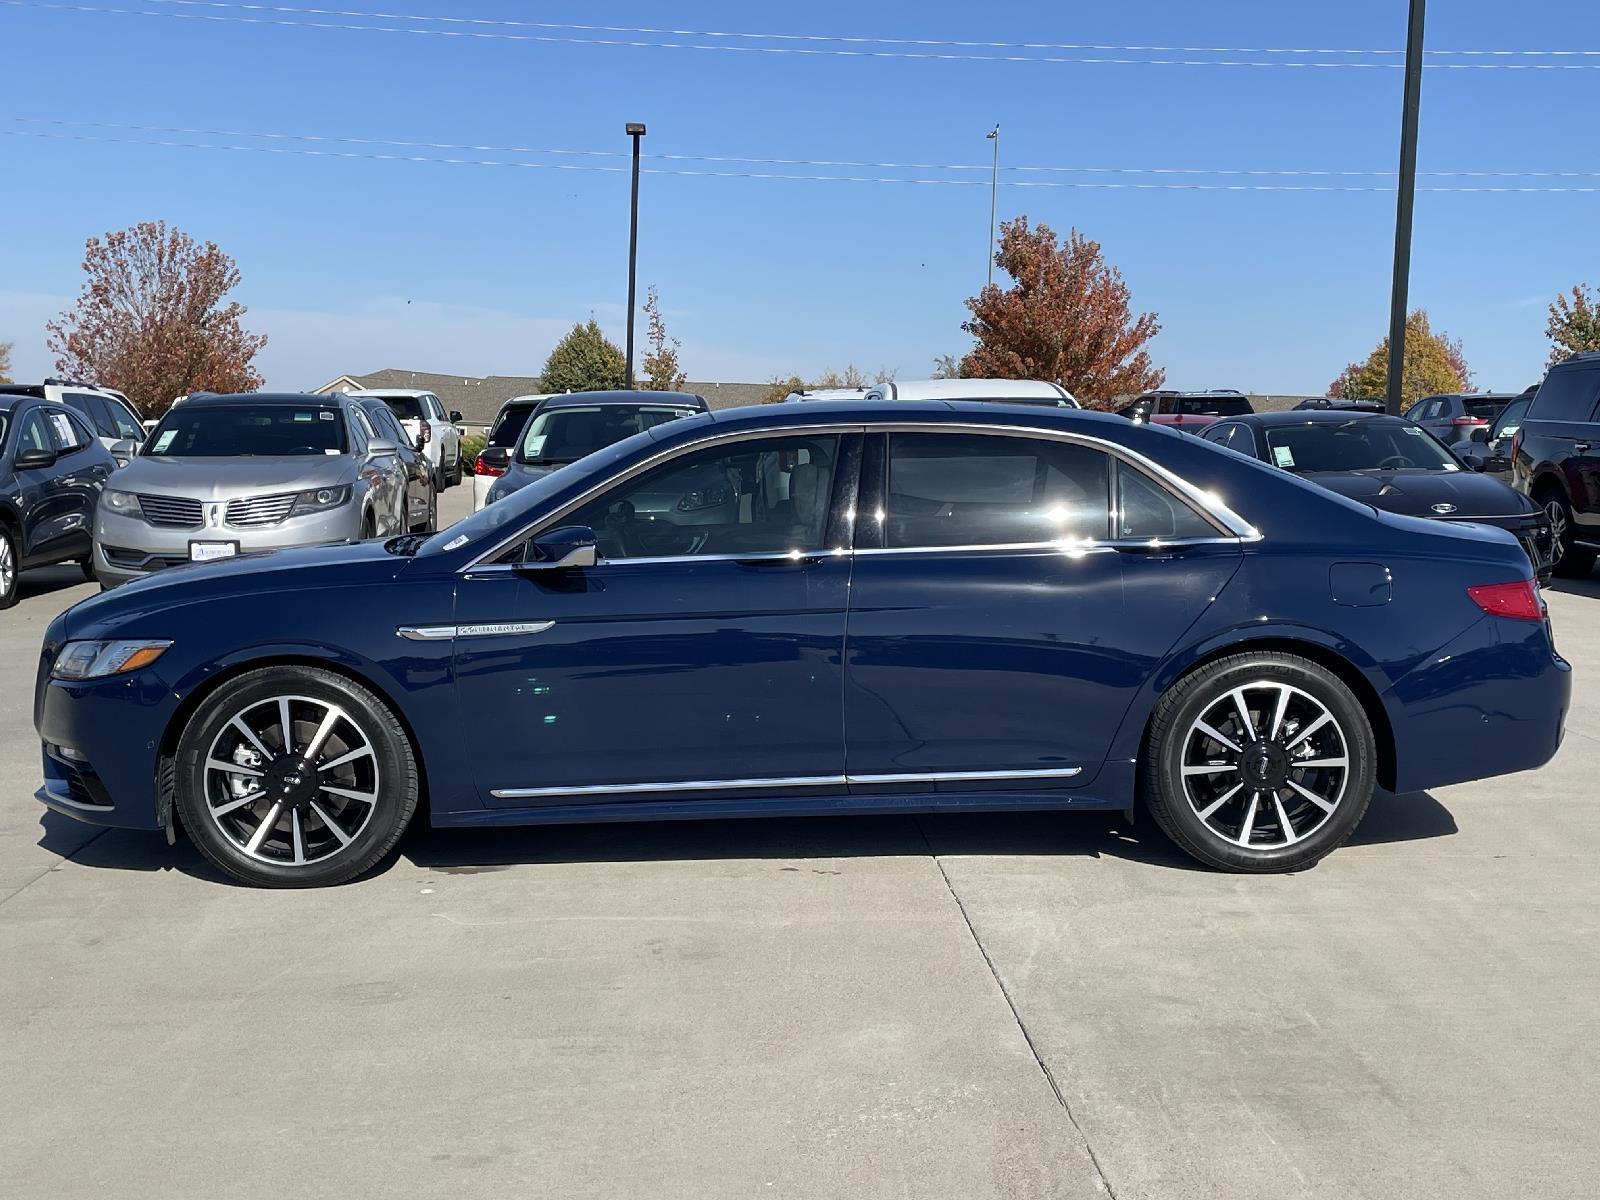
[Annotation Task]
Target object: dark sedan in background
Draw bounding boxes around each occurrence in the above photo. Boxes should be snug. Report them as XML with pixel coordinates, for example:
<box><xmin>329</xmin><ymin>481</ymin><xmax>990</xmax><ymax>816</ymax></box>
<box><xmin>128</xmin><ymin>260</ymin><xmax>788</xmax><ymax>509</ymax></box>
<box><xmin>1200</xmin><ymin>411</ymin><xmax>1552</xmax><ymax>581</ymax></box>
<box><xmin>1</xmin><ymin>392</ymin><xmax>115</xmax><ymax>606</ymax></box>
<box><xmin>34</xmin><ymin>401</ymin><xmax>1566</xmax><ymax>888</ymax></box>
<box><xmin>483</xmin><ymin>390</ymin><xmax>707</xmax><ymax>506</ymax></box>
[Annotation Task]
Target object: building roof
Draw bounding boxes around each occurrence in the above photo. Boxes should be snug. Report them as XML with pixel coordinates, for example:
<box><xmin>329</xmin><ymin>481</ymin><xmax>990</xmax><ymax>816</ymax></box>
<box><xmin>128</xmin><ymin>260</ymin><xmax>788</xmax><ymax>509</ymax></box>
<box><xmin>314</xmin><ymin>369</ymin><xmax>770</xmax><ymax>423</ymax></box>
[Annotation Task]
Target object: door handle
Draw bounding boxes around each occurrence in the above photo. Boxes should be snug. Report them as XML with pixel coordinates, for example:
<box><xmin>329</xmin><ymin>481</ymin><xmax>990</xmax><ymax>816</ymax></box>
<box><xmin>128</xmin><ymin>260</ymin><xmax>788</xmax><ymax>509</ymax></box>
<box><xmin>1576</xmin><ymin>442</ymin><xmax>1591</xmax><ymax>454</ymax></box>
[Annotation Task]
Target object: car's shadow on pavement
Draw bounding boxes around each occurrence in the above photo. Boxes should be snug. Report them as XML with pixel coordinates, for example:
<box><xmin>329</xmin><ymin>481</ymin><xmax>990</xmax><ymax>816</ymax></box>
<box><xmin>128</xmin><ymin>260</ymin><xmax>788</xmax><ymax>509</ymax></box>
<box><xmin>1546</xmin><ymin>576</ymin><xmax>1600</xmax><ymax>599</ymax></box>
<box><xmin>17</xmin><ymin>564</ymin><xmax>94</xmax><ymax>604</ymax></box>
<box><xmin>40</xmin><ymin>790</ymin><xmax>1457</xmax><ymax>887</ymax></box>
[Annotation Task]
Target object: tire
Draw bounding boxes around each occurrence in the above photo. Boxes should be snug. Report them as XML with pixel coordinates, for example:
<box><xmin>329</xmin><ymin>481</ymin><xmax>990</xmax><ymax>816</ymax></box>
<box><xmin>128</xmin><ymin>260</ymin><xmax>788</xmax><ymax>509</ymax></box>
<box><xmin>77</xmin><ymin>554</ymin><xmax>96</xmax><ymax>583</ymax></box>
<box><xmin>173</xmin><ymin>665</ymin><xmax>420</xmax><ymax>888</ymax></box>
<box><xmin>361</xmin><ymin>511</ymin><xmax>377</xmax><ymax>540</ymax></box>
<box><xmin>0</xmin><ymin>526</ymin><xmax>18</xmax><ymax>610</ymax></box>
<box><xmin>423</xmin><ymin>481</ymin><xmax>438</xmax><ymax>532</ymax></box>
<box><xmin>1141</xmin><ymin>652</ymin><xmax>1376</xmax><ymax>873</ymax></box>
<box><xmin>1540</xmin><ymin>491</ymin><xmax>1597</xmax><ymax>579</ymax></box>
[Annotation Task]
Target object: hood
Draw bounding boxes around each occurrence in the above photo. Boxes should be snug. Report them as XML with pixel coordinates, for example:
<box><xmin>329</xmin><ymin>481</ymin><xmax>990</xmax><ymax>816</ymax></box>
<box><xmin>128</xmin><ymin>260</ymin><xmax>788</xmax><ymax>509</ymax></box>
<box><xmin>1299</xmin><ymin>469</ymin><xmax>1537</xmax><ymax>520</ymax></box>
<box><xmin>112</xmin><ymin>455</ymin><xmax>356</xmax><ymax>498</ymax></box>
<box><xmin>64</xmin><ymin>539</ymin><xmax>409</xmax><ymax>636</ymax></box>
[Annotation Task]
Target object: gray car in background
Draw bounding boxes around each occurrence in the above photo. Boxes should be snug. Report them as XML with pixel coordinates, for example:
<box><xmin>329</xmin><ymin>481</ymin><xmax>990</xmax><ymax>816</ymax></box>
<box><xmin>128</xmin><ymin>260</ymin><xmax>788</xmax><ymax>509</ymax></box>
<box><xmin>93</xmin><ymin>392</ymin><xmax>409</xmax><ymax>588</ymax></box>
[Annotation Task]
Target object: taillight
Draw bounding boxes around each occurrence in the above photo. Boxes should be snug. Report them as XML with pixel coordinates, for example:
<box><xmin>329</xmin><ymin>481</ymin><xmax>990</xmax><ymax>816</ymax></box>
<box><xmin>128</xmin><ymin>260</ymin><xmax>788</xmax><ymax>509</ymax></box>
<box><xmin>1451</xmin><ymin>416</ymin><xmax>1488</xmax><ymax>426</ymax></box>
<box><xmin>1467</xmin><ymin>579</ymin><xmax>1543</xmax><ymax>621</ymax></box>
<box><xmin>475</xmin><ymin>453</ymin><xmax>505</xmax><ymax>478</ymax></box>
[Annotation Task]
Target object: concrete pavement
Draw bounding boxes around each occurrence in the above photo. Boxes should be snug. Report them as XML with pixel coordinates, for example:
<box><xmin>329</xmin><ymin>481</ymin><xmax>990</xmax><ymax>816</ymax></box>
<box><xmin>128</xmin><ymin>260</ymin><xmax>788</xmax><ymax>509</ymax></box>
<box><xmin>1</xmin><ymin>485</ymin><xmax>1596</xmax><ymax>1199</ymax></box>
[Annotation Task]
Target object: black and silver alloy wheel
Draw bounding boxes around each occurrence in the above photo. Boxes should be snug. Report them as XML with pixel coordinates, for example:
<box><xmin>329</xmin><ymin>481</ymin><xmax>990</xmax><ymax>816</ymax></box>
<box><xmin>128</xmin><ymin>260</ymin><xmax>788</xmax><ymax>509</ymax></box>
<box><xmin>1180</xmin><ymin>683</ymin><xmax>1347</xmax><ymax>849</ymax></box>
<box><xmin>1543</xmin><ymin>492</ymin><xmax>1597</xmax><ymax>578</ymax></box>
<box><xmin>175</xmin><ymin>666</ymin><xmax>418</xmax><ymax>888</ymax></box>
<box><xmin>0</xmin><ymin>527</ymin><xmax>17</xmax><ymax>609</ymax></box>
<box><xmin>1142</xmin><ymin>652</ymin><xmax>1376</xmax><ymax>873</ymax></box>
<box><xmin>203</xmin><ymin>695</ymin><xmax>381</xmax><ymax>867</ymax></box>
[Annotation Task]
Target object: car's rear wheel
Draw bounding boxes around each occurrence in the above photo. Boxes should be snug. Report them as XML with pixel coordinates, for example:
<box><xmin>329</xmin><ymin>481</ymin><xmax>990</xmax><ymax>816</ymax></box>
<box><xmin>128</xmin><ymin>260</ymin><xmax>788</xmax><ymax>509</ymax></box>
<box><xmin>1541</xmin><ymin>492</ymin><xmax>1596</xmax><ymax>579</ymax></box>
<box><xmin>76</xmin><ymin>554</ymin><xmax>95</xmax><ymax>582</ymax></box>
<box><xmin>174</xmin><ymin>666</ymin><xmax>419</xmax><ymax>888</ymax></box>
<box><xmin>0</xmin><ymin>527</ymin><xmax>18</xmax><ymax>610</ymax></box>
<box><xmin>1141</xmin><ymin>653</ymin><xmax>1376</xmax><ymax>872</ymax></box>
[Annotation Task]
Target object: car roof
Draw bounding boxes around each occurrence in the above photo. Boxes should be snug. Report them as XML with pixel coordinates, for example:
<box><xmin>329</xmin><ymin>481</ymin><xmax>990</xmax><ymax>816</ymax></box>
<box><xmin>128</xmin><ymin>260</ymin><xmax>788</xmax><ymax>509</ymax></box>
<box><xmin>345</xmin><ymin>389</ymin><xmax>436</xmax><ymax>399</ymax></box>
<box><xmin>686</xmin><ymin>398</ymin><xmax>1129</xmax><ymax>431</ymax></box>
<box><xmin>1218</xmin><ymin>410</ymin><xmax>1402</xmax><ymax>427</ymax></box>
<box><xmin>873</xmin><ymin>378</ymin><xmax>1071</xmax><ymax>402</ymax></box>
<box><xmin>537</xmin><ymin>390</ymin><xmax>707</xmax><ymax>411</ymax></box>
<box><xmin>178</xmin><ymin>392</ymin><xmax>344</xmax><ymax>409</ymax></box>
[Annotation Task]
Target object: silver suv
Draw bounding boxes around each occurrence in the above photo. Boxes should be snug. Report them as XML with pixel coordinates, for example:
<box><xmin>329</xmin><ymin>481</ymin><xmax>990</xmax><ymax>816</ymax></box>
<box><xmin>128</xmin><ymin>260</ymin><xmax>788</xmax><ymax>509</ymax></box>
<box><xmin>94</xmin><ymin>392</ymin><xmax>409</xmax><ymax>588</ymax></box>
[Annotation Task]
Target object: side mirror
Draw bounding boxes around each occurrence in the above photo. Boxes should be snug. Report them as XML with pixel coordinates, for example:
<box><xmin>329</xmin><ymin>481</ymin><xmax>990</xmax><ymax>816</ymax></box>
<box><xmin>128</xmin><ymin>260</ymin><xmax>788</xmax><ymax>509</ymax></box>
<box><xmin>521</xmin><ymin>525</ymin><xmax>597</xmax><ymax>571</ymax></box>
<box><xmin>14</xmin><ymin>446</ymin><xmax>59</xmax><ymax>470</ymax></box>
<box><xmin>111</xmin><ymin>438</ymin><xmax>138</xmax><ymax>463</ymax></box>
<box><xmin>414</xmin><ymin>434</ymin><xmax>427</xmax><ymax>454</ymax></box>
<box><xmin>1469</xmin><ymin>427</ymin><xmax>1490</xmax><ymax>444</ymax></box>
<box><xmin>448</xmin><ymin>410</ymin><xmax>464</xmax><ymax>424</ymax></box>
<box><xmin>367</xmin><ymin>438</ymin><xmax>398</xmax><ymax>456</ymax></box>
<box><xmin>477</xmin><ymin>447</ymin><xmax>511</xmax><ymax>473</ymax></box>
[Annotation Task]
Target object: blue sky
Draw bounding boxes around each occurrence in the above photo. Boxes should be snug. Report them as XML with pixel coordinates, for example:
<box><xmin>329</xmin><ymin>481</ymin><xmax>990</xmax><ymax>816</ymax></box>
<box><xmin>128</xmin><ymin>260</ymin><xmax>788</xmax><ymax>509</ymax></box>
<box><xmin>1</xmin><ymin>0</ymin><xmax>1595</xmax><ymax>394</ymax></box>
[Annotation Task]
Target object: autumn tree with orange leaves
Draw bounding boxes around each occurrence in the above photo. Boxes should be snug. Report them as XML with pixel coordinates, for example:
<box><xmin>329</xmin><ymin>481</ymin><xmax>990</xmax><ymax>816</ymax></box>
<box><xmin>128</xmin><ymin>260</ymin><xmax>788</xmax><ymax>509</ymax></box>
<box><xmin>47</xmin><ymin>221</ymin><xmax>267</xmax><ymax>416</ymax></box>
<box><xmin>956</xmin><ymin>217</ymin><xmax>1164</xmax><ymax>408</ymax></box>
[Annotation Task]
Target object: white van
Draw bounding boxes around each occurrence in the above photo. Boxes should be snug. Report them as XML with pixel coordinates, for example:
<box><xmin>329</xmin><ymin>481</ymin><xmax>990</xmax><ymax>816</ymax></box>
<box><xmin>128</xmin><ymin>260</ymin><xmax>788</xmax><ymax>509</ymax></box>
<box><xmin>864</xmin><ymin>379</ymin><xmax>1079</xmax><ymax>407</ymax></box>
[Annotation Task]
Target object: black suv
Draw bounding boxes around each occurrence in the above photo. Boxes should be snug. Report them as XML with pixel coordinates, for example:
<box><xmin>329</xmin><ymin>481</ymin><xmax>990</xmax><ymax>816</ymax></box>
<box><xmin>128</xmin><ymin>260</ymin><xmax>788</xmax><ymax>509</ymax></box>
<box><xmin>1512</xmin><ymin>353</ymin><xmax>1600</xmax><ymax>577</ymax></box>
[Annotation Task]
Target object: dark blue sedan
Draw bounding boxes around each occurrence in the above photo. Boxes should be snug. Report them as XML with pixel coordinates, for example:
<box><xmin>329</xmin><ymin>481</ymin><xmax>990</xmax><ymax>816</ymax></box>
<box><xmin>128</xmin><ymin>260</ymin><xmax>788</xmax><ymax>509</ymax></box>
<box><xmin>34</xmin><ymin>401</ymin><xmax>1569</xmax><ymax>887</ymax></box>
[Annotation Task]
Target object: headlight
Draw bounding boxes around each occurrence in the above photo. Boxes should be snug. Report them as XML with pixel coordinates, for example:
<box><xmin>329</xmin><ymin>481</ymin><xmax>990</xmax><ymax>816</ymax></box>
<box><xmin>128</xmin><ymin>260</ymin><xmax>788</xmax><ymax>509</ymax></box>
<box><xmin>101</xmin><ymin>490</ymin><xmax>142</xmax><ymax>517</ymax></box>
<box><xmin>677</xmin><ymin>484</ymin><xmax>732</xmax><ymax>512</ymax></box>
<box><xmin>52</xmin><ymin>639</ymin><xmax>173</xmax><ymax>681</ymax></box>
<box><xmin>290</xmin><ymin>485</ymin><xmax>351</xmax><ymax>517</ymax></box>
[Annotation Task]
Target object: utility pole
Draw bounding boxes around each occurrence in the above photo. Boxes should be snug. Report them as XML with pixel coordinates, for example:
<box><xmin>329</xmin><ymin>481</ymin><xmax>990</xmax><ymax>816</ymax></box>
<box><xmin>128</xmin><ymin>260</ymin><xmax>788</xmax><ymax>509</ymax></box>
<box><xmin>625</xmin><ymin>122</ymin><xmax>647</xmax><ymax>389</ymax></box>
<box><xmin>1385</xmin><ymin>0</ymin><xmax>1426</xmax><ymax>415</ymax></box>
<box><xmin>986</xmin><ymin>125</ymin><xmax>1000</xmax><ymax>289</ymax></box>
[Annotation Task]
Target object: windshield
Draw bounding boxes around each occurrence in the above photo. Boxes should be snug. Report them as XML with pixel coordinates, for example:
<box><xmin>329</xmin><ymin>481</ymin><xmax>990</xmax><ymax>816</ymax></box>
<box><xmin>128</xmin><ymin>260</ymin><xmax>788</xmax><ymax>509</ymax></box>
<box><xmin>1263</xmin><ymin>420</ymin><xmax>1458</xmax><ymax>473</ymax></box>
<box><xmin>488</xmin><ymin>404</ymin><xmax>536</xmax><ymax>449</ymax></box>
<box><xmin>144</xmin><ymin>405</ymin><xmax>349</xmax><ymax>457</ymax></box>
<box><xmin>518</xmin><ymin>405</ymin><xmax>695</xmax><ymax>465</ymax></box>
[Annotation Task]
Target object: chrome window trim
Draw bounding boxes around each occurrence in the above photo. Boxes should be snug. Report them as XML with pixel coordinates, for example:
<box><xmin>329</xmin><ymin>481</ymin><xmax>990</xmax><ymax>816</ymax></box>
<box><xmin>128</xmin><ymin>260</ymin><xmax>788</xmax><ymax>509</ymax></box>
<box><xmin>461</xmin><ymin>419</ymin><xmax>1260</xmax><ymax>573</ymax></box>
<box><xmin>489</xmin><ymin>764</ymin><xmax>1083</xmax><ymax>800</ymax></box>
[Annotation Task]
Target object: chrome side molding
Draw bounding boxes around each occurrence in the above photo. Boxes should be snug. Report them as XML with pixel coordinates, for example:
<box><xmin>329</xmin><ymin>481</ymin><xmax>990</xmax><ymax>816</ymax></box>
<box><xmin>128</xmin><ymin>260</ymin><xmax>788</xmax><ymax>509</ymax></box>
<box><xmin>397</xmin><ymin>621</ymin><xmax>555</xmax><ymax>642</ymax></box>
<box><xmin>490</xmin><ymin>764</ymin><xmax>1082</xmax><ymax>800</ymax></box>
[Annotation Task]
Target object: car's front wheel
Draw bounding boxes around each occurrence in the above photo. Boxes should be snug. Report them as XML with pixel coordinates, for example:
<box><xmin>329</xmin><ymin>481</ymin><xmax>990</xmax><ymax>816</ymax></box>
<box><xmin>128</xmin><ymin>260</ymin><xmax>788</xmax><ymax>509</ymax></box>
<box><xmin>1542</xmin><ymin>492</ymin><xmax>1597</xmax><ymax>579</ymax></box>
<box><xmin>0</xmin><ymin>526</ymin><xmax>18</xmax><ymax>610</ymax></box>
<box><xmin>1141</xmin><ymin>652</ymin><xmax>1376</xmax><ymax>873</ymax></box>
<box><xmin>174</xmin><ymin>666</ymin><xmax>419</xmax><ymax>888</ymax></box>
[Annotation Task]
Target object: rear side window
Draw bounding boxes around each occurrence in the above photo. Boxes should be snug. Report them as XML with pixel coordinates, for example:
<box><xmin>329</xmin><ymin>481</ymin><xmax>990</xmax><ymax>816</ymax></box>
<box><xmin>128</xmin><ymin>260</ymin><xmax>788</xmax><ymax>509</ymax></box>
<box><xmin>1116</xmin><ymin>466</ymin><xmax>1218</xmax><ymax>541</ymax></box>
<box><xmin>1177</xmin><ymin>396</ymin><xmax>1253</xmax><ymax>417</ymax></box>
<box><xmin>885</xmin><ymin>433</ymin><xmax>1110</xmax><ymax>548</ymax></box>
<box><xmin>1528</xmin><ymin>368</ymin><xmax>1600</xmax><ymax>423</ymax></box>
<box><xmin>45</xmin><ymin>409</ymin><xmax>91</xmax><ymax>452</ymax></box>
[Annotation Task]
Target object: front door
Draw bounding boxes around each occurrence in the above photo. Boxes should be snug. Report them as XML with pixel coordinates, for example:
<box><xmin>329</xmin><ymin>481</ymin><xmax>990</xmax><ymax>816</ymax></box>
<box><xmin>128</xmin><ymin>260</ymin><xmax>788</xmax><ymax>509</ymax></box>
<box><xmin>452</xmin><ymin>430</ymin><xmax>858</xmax><ymax>806</ymax></box>
<box><xmin>843</xmin><ymin>430</ymin><xmax>1242</xmax><ymax>792</ymax></box>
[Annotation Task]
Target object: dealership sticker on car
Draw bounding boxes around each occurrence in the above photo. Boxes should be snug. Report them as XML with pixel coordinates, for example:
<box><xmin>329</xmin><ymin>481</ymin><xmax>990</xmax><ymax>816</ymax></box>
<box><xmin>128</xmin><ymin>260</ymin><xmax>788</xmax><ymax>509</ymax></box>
<box><xmin>1273</xmin><ymin>445</ymin><xmax>1296</xmax><ymax>468</ymax></box>
<box><xmin>189</xmin><ymin>541</ymin><xmax>239</xmax><ymax>563</ymax></box>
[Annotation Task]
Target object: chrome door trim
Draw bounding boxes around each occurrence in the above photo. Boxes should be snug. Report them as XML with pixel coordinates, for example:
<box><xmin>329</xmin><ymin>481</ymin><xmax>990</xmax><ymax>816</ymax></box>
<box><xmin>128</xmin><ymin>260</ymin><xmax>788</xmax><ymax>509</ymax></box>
<box><xmin>488</xmin><ymin>765</ymin><xmax>1083</xmax><ymax>800</ymax></box>
<box><xmin>397</xmin><ymin>621</ymin><xmax>555</xmax><ymax>641</ymax></box>
<box><xmin>461</xmin><ymin>419</ymin><xmax>1259</xmax><ymax>571</ymax></box>
<box><xmin>491</xmin><ymin>774</ymin><xmax>848</xmax><ymax>799</ymax></box>
<box><xmin>848</xmin><ymin>766</ymin><xmax>1083</xmax><ymax>785</ymax></box>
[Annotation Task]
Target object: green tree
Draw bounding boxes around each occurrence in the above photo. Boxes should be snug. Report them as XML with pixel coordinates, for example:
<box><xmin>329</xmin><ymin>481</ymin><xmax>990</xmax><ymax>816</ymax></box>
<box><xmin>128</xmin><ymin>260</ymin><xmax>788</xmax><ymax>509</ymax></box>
<box><xmin>760</xmin><ymin>374</ymin><xmax>806</xmax><ymax>404</ymax></box>
<box><xmin>1547</xmin><ymin>285</ymin><xmax>1600</xmax><ymax>366</ymax></box>
<box><xmin>1327</xmin><ymin>309</ymin><xmax>1471</xmax><ymax>407</ymax></box>
<box><xmin>540</xmin><ymin>319</ymin><xmax>627</xmax><ymax>393</ymax></box>
<box><xmin>0</xmin><ymin>340</ymin><xmax>12</xmax><ymax>383</ymax></box>
<box><xmin>640</xmin><ymin>287</ymin><xmax>688</xmax><ymax>391</ymax></box>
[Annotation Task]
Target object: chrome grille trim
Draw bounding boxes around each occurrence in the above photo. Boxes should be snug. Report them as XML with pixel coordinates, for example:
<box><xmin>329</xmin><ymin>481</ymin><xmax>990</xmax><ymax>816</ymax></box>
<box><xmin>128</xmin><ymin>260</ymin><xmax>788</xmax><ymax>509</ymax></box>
<box><xmin>135</xmin><ymin>494</ymin><xmax>204</xmax><ymax>528</ymax></box>
<box><xmin>226</xmin><ymin>492</ymin><xmax>298</xmax><ymax>528</ymax></box>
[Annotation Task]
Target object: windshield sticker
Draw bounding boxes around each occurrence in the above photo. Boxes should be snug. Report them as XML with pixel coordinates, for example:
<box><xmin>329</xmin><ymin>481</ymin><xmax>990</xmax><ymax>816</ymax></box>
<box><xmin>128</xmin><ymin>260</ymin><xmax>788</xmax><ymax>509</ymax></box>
<box><xmin>319</xmin><ymin>411</ymin><xmax>335</xmax><ymax>420</ymax></box>
<box><xmin>324</xmin><ymin>449</ymin><xmax>340</xmax><ymax>455</ymax></box>
<box><xmin>1402</xmin><ymin>426</ymin><xmax>1423</xmax><ymax>436</ymax></box>
<box><xmin>291</xmin><ymin>412</ymin><xmax>314</xmax><ymax>423</ymax></box>
<box><xmin>443</xmin><ymin>534</ymin><xmax>469</xmax><ymax>551</ymax></box>
<box><xmin>152</xmin><ymin>430</ymin><xmax>177</xmax><ymax>453</ymax></box>
<box><xmin>1272</xmin><ymin>445</ymin><xmax>1295</xmax><ymax>468</ymax></box>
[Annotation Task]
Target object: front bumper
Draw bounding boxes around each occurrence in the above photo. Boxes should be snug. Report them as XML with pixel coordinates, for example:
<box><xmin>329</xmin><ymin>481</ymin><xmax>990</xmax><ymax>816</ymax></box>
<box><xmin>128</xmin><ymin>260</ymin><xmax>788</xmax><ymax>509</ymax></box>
<box><xmin>35</xmin><ymin>667</ymin><xmax>177</xmax><ymax>830</ymax></box>
<box><xmin>95</xmin><ymin>504</ymin><xmax>364</xmax><ymax>587</ymax></box>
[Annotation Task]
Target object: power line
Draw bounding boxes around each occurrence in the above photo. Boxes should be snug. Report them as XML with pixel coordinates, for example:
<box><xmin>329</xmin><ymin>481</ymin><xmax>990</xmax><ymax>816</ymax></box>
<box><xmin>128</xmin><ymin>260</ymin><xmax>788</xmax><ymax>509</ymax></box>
<box><xmin>110</xmin><ymin>0</ymin><xmax>1600</xmax><ymax>59</ymax></box>
<box><xmin>8</xmin><ymin>126</ymin><xmax>1600</xmax><ymax>192</ymax></box>
<box><xmin>8</xmin><ymin>1</ymin><xmax>1600</xmax><ymax>69</ymax></box>
<box><xmin>13</xmin><ymin>116</ymin><xmax>1600</xmax><ymax>180</ymax></box>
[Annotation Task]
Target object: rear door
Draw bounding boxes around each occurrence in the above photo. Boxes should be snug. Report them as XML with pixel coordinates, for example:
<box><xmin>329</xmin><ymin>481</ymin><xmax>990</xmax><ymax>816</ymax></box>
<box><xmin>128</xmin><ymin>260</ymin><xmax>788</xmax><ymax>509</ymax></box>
<box><xmin>841</xmin><ymin>429</ymin><xmax>1242</xmax><ymax>793</ymax></box>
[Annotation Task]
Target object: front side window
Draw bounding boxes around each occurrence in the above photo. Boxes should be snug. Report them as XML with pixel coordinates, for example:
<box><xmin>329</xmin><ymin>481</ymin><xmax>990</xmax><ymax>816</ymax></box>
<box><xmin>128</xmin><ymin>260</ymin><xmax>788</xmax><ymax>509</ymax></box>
<box><xmin>46</xmin><ymin>409</ymin><xmax>90</xmax><ymax>452</ymax></box>
<box><xmin>885</xmin><ymin>433</ymin><xmax>1110</xmax><ymax>549</ymax></box>
<box><xmin>565</xmin><ymin>433</ymin><xmax>840</xmax><ymax>560</ymax></box>
<box><xmin>1116</xmin><ymin>466</ymin><xmax>1219</xmax><ymax>540</ymax></box>
<box><xmin>488</xmin><ymin>404</ymin><xmax>536</xmax><ymax>449</ymax></box>
<box><xmin>519</xmin><ymin>405</ymin><xmax>697</xmax><ymax>467</ymax></box>
<box><xmin>101</xmin><ymin>396</ymin><xmax>145</xmax><ymax>440</ymax></box>
<box><xmin>145</xmin><ymin>405</ymin><xmax>349</xmax><ymax>457</ymax></box>
<box><xmin>14</xmin><ymin>410</ymin><xmax>52</xmax><ymax>456</ymax></box>
<box><xmin>1491</xmin><ymin>397</ymin><xmax>1531</xmax><ymax>441</ymax></box>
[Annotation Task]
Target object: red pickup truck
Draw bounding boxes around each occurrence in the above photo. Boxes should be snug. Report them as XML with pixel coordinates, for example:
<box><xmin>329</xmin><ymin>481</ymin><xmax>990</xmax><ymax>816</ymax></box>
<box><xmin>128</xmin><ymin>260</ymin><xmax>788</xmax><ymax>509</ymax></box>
<box><xmin>1117</xmin><ymin>390</ymin><xmax>1255</xmax><ymax>432</ymax></box>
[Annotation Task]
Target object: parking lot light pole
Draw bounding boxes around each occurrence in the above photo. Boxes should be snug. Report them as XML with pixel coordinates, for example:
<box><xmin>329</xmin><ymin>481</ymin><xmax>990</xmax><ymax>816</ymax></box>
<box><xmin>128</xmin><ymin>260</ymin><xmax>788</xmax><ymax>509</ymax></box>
<box><xmin>986</xmin><ymin>125</ymin><xmax>1000</xmax><ymax>289</ymax></box>
<box><xmin>1385</xmin><ymin>0</ymin><xmax>1427</xmax><ymax>416</ymax></box>
<box><xmin>625</xmin><ymin>122</ymin><xmax>647</xmax><ymax>389</ymax></box>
